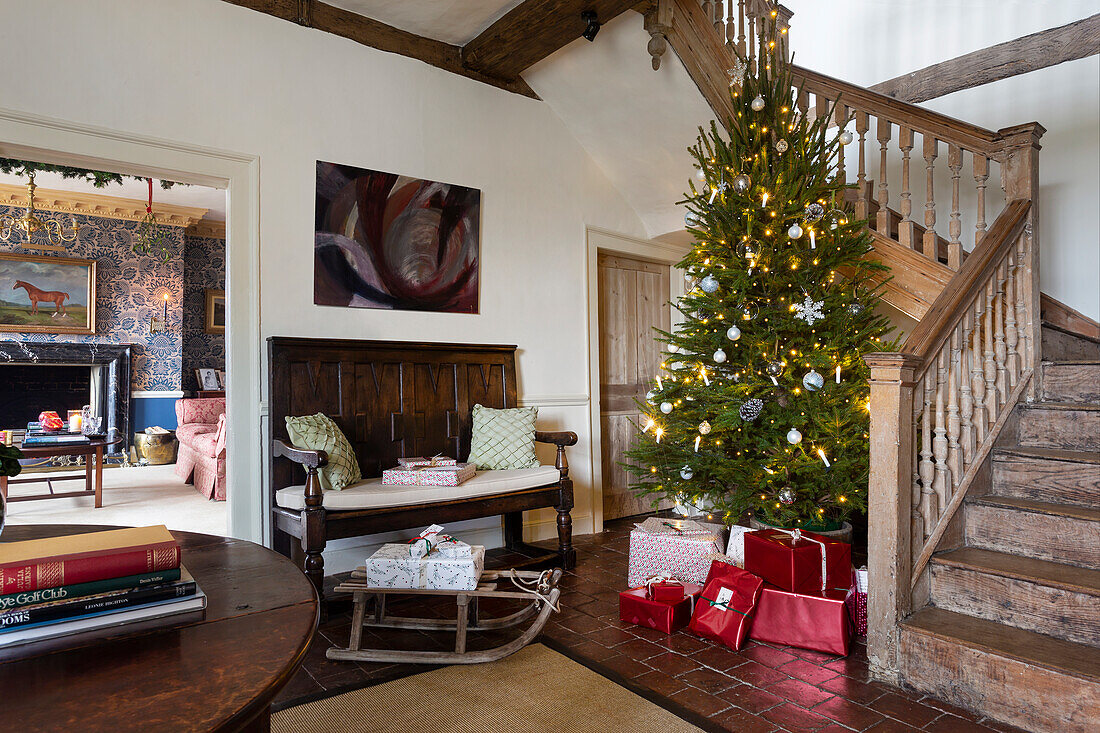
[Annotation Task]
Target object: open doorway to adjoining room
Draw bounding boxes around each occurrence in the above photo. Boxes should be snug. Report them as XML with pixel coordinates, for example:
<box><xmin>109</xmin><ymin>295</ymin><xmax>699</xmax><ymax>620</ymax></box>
<box><xmin>0</xmin><ymin>158</ymin><xmax>229</xmax><ymax>536</ymax></box>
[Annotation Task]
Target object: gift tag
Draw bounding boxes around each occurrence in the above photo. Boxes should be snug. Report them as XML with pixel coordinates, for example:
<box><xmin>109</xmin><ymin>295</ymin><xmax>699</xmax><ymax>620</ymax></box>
<box><xmin>714</xmin><ymin>586</ymin><xmax>735</xmax><ymax>611</ymax></box>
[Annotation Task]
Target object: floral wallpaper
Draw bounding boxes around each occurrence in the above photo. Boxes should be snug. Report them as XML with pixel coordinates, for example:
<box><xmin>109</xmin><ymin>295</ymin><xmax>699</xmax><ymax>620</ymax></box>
<box><xmin>182</xmin><ymin>234</ymin><xmax>226</xmax><ymax>392</ymax></box>
<box><xmin>0</xmin><ymin>205</ymin><xmax>183</xmax><ymax>391</ymax></box>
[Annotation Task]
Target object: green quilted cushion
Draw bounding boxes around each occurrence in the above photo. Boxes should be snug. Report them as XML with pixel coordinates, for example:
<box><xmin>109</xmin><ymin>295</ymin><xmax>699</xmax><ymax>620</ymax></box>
<box><xmin>285</xmin><ymin>413</ymin><xmax>362</xmax><ymax>491</ymax></box>
<box><xmin>467</xmin><ymin>404</ymin><xmax>540</xmax><ymax>470</ymax></box>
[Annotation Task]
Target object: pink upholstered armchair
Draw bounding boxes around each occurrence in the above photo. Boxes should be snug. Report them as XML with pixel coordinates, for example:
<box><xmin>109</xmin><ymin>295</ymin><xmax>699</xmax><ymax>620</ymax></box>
<box><xmin>174</xmin><ymin>397</ymin><xmax>226</xmax><ymax>500</ymax></box>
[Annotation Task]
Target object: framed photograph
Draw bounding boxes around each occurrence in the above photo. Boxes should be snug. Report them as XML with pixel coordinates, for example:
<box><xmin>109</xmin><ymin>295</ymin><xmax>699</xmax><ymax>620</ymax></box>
<box><xmin>204</xmin><ymin>288</ymin><xmax>226</xmax><ymax>334</ymax></box>
<box><xmin>315</xmin><ymin>161</ymin><xmax>480</xmax><ymax>313</ymax></box>
<box><xmin>0</xmin><ymin>252</ymin><xmax>96</xmax><ymax>334</ymax></box>
<box><xmin>216</xmin><ymin>370</ymin><xmax>227</xmax><ymax>389</ymax></box>
<box><xmin>195</xmin><ymin>368</ymin><xmax>221</xmax><ymax>391</ymax></box>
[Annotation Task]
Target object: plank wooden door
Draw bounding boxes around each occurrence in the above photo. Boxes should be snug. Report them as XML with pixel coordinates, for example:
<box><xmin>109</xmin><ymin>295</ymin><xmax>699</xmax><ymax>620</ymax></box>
<box><xmin>597</xmin><ymin>252</ymin><xmax>672</xmax><ymax>520</ymax></box>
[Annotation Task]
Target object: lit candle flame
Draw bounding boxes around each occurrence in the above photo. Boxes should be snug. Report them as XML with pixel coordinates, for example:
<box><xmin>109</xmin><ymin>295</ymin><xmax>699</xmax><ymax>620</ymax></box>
<box><xmin>654</xmin><ymin>427</ymin><xmax>664</xmax><ymax>443</ymax></box>
<box><xmin>642</xmin><ymin>419</ymin><xmax>655</xmax><ymax>433</ymax></box>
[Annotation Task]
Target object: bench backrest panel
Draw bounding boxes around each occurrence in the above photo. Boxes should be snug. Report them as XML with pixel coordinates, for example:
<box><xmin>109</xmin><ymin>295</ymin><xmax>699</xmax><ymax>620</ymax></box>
<box><xmin>268</xmin><ymin>338</ymin><xmax>519</xmax><ymax>491</ymax></box>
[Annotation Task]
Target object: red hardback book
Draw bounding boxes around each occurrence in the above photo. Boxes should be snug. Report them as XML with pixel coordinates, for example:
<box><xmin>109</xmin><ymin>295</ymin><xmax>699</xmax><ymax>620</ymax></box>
<box><xmin>0</xmin><ymin>526</ymin><xmax>180</xmax><ymax>594</ymax></box>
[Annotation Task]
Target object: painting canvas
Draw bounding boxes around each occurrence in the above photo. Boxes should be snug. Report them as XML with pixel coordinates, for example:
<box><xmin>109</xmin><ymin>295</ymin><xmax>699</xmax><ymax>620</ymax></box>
<box><xmin>204</xmin><ymin>288</ymin><xmax>226</xmax><ymax>334</ymax></box>
<box><xmin>314</xmin><ymin>161</ymin><xmax>480</xmax><ymax>313</ymax></box>
<box><xmin>0</xmin><ymin>252</ymin><xmax>96</xmax><ymax>334</ymax></box>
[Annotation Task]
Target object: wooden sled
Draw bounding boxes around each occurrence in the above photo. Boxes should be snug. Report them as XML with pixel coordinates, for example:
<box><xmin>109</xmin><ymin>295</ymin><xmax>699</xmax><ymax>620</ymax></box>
<box><xmin>326</xmin><ymin>568</ymin><xmax>562</xmax><ymax>664</ymax></box>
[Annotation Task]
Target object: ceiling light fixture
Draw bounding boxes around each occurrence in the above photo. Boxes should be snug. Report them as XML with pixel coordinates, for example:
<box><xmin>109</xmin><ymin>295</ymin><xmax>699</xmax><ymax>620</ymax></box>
<box><xmin>581</xmin><ymin>10</ymin><xmax>600</xmax><ymax>42</ymax></box>
<box><xmin>0</xmin><ymin>171</ymin><xmax>79</xmax><ymax>247</ymax></box>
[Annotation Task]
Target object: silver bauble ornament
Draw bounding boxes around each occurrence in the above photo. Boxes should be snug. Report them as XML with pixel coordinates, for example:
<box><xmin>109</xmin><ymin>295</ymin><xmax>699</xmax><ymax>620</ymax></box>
<box><xmin>848</xmin><ymin>302</ymin><xmax>865</xmax><ymax>316</ymax></box>
<box><xmin>751</xmin><ymin>95</ymin><xmax>765</xmax><ymax>111</ymax></box>
<box><xmin>736</xmin><ymin>239</ymin><xmax>758</xmax><ymax>259</ymax></box>
<box><xmin>698</xmin><ymin>420</ymin><xmax>712</xmax><ymax>435</ymax></box>
<box><xmin>778</xmin><ymin>486</ymin><xmax>797</xmax><ymax>505</ymax></box>
<box><xmin>802</xmin><ymin>369</ymin><xmax>824</xmax><ymax>391</ymax></box>
<box><xmin>803</xmin><ymin>202</ymin><xmax>825</xmax><ymax>222</ymax></box>
<box><xmin>679</xmin><ymin>465</ymin><xmax>694</xmax><ymax>480</ymax></box>
<box><xmin>668</xmin><ymin>344</ymin><xmax>679</xmax><ymax>353</ymax></box>
<box><xmin>699</xmin><ymin>274</ymin><xmax>719</xmax><ymax>293</ymax></box>
<box><xmin>660</xmin><ymin>401</ymin><xmax>673</xmax><ymax>414</ymax></box>
<box><xmin>732</xmin><ymin>173</ymin><xmax>752</xmax><ymax>194</ymax></box>
<box><xmin>685</xmin><ymin>210</ymin><xmax>703</xmax><ymax>228</ymax></box>
<box><xmin>739</xmin><ymin>303</ymin><xmax>758</xmax><ymax>321</ymax></box>
<box><xmin>739</xmin><ymin>398</ymin><xmax>764</xmax><ymax>421</ymax></box>
<box><xmin>726</xmin><ymin>325</ymin><xmax>742</xmax><ymax>341</ymax></box>
<box><xmin>765</xmin><ymin>360</ymin><xmax>784</xmax><ymax>377</ymax></box>
<box><xmin>646</xmin><ymin>390</ymin><xmax>656</xmax><ymax>403</ymax></box>
<box><xmin>839</xmin><ymin>130</ymin><xmax>854</xmax><ymax>145</ymax></box>
<box><xmin>788</xmin><ymin>223</ymin><xmax>804</xmax><ymax>239</ymax></box>
<box><xmin>775</xmin><ymin>138</ymin><xmax>788</xmax><ymax>153</ymax></box>
<box><xmin>713</xmin><ymin>348</ymin><xmax>727</xmax><ymax>364</ymax></box>
<box><xmin>786</xmin><ymin>428</ymin><xmax>803</xmax><ymax>445</ymax></box>
<box><xmin>695</xmin><ymin>168</ymin><xmax>707</xmax><ymax>181</ymax></box>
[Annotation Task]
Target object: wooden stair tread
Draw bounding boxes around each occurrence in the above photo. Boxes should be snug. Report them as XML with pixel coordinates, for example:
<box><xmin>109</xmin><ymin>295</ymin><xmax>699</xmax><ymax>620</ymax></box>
<box><xmin>972</xmin><ymin>496</ymin><xmax>1100</xmax><ymax>522</ymax></box>
<box><xmin>933</xmin><ymin>547</ymin><xmax>1100</xmax><ymax>595</ymax></box>
<box><xmin>1043</xmin><ymin>359</ymin><xmax>1100</xmax><ymax>366</ymax></box>
<box><xmin>1021</xmin><ymin>401</ymin><xmax>1100</xmax><ymax>412</ymax></box>
<box><xmin>904</xmin><ymin>607</ymin><xmax>1100</xmax><ymax>682</ymax></box>
<box><xmin>994</xmin><ymin>446</ymin><xmax>1100</xmax><ymax>465</ymax></box>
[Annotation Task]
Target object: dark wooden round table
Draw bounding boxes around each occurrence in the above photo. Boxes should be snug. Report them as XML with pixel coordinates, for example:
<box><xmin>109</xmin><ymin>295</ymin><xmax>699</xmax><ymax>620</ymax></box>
<box><xmin>0</xmin><ymin>525</ymin><xmax>318</xmax><ymax>732</ymax></box>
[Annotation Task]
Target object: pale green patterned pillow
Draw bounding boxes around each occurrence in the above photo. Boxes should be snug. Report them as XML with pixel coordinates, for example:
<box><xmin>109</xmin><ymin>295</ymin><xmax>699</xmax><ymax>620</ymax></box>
<box><xmin>285</xmin><ymin>413</ymin><xmax>362</xmax><ymax>491</ymax></box>
<box><xmin>467</xmin><ymin>404</ymin><xmax>540</xmax><ymax>470</ymax></box>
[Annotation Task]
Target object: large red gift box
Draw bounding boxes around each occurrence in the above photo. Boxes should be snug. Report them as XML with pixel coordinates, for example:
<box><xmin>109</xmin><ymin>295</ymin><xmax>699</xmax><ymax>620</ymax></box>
<box><xmin>743</xmin><ymin>528</ymin><xmax>851</xmax><ymax>594</ymax></box>
<box><xmin>688</xmin><ymin>561</ymin><xmax>764</xmax><ymax>651</ymax></box>
<box><xmin>619</xmin><ymin>583</ymin><xmax>702</xmax><ymax>634</ymax></box>
<box><xmin>750</xmin><ymin>584</ymin><xmax>852</xmax><ymax>656</ymax></box>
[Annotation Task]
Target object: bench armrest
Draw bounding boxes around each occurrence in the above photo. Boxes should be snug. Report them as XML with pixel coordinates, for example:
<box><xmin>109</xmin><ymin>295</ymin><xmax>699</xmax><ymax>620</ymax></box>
<box><xmin>534</xmin><ymin>430</ymin><xmax>577</xmax><ymax>479</ymax></box>
<box><xmin>274</xmin><ymin>439</ymin><xmax>328</xmax><ymax>468</ymax></box>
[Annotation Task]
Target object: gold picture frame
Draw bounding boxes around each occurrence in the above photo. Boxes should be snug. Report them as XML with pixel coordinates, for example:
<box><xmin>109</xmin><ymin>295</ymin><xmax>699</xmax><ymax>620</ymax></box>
<box><xmin>0</xmin><ymin>252</ymin><xmax>96</xmax><ymax>334</ymax></box>
<box><xmin>204</xmin><ymin>288</ymin><xmax>226</xmax><ymax>334</ymax></box>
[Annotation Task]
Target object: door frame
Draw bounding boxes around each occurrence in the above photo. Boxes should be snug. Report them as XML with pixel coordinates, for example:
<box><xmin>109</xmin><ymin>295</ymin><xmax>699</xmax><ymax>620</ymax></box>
<box><xmin>585</xmin><ymin>226</ymin><xmax>691</xmax><ymax>532</ymax></box>
<box><xmin>0</xmin><ymin>106</ymin><xmax>263</xmax><ymax>544</ymax></box>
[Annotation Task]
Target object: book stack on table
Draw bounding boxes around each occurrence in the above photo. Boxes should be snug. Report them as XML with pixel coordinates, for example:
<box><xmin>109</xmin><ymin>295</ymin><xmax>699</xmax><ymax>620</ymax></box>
<box><xmin>0</xmin><ymin>526</ymin><xmax>206</xmax><ymax>650</ymax></box>
<box><xmin>20</xmin><ymin>421</ymin><xmax>89</xmax><ymax>447</ymax></box>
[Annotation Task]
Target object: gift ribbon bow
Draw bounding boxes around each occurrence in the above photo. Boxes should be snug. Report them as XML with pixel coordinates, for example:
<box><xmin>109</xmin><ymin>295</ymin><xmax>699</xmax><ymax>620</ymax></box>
<box><xmin>772</xmin><ymin>528</ymin><xmax>828</xmax><ymax>593</ymax></box>
<box><xmin>701</xmin><ymin>593</ymin><xmax>751</xmax><ymax>617</ymax></box>
<box><xmin>407</xmin><ymin>524</ymin><xmax>446</xmax><ymax>556</ymax></box>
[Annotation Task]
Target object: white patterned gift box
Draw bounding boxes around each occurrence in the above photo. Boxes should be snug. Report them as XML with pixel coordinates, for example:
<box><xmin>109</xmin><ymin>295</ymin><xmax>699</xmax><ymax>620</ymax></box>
<box><xmin>627</xmin><ymin>517</ymin><xmax>722</xmax><ymax>587</ymax></box>
<box><xmin>364</xmin><ymin>543</ymin><xmax>485</xmax><ymax>590</ymax></box>
<box><xmin>397</xmin><ymin>456</ymin><xmax>458</xmax><ymax>468</ymax></box>
<box><xmin>381</xmin><ymin>462</ymin><xmax>476</xmax><ymax>486</ymax></box>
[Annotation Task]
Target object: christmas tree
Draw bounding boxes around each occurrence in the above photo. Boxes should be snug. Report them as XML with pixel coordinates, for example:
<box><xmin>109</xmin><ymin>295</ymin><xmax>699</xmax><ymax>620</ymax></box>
<box><xmin>625</xmin><ymin>45</ymin><xmax>896</xmax><ymax>531</ymax></box>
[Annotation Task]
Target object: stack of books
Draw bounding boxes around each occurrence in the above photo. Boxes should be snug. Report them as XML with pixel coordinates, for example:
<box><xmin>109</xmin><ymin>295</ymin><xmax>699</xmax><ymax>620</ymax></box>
<box><xmin>21</xmin><ymin>421</ymin><xmax>88</xmax><ymax>447</ymax></box>
<box><xmin>0</xmin><ymin>526</ymin><xmax>206</xmax><ymax>649</ymax></box>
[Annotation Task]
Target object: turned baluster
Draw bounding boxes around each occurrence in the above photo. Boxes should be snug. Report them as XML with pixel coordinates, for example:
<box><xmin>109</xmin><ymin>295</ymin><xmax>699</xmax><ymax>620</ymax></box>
<box><xmin>898</xmin><ymin>126</ymin><xmax>915</xmax><ymax>249</ymax></box>
<box><xmin>877</xmin><ymin>118</ymin><xmax>892</xmax><ymax>236</ymax></box>
<box><xmin>932</xmin><ymin>351</ymin><xmax>950</xmax><ymax>514</ymax></box>
<box><xmin>974</xmin><ymin>155</ymin><xmax>989</xmax><ymax>247</ymax></box>
<box><xmin>946</xmin><ymin>329</ymin><xmax>962</xmax><ymax>490</ymax></box>
<box><xmin>959</xmin><ymin>311</ymin><xmax>976</xmax><ymax>464</ymax></box>
<box><xmin>919</xmin><ymin>372</ymin><xmax>937</xmax><ymax>529</ymax></box>
<box><xmin>993</xmin><ymin>265</ymin><xmax>1008</xmax><ymax>404</ymax></box>
<box><xmin>797</xmin><ymin>88</ymin><xmax>810</xmax><ymax>119</ymax></box>
<box><xmin>736</xmin><ymin>0</ymin><xmax>747</xmax><ymax>55</ymax></box>
<box><xmin>856</xmin><ymin>112</ymin><xmax>870</xmax><ymax>219</ymax></box>
<box><xmin>726</xmin><ymin>0</ymin><xmax>737</xmax><ymax>47</ymax></box>
<box><xmin>1004</xmin><ymin>253</ymin><xmax>1020</xmax><ymax>386</ymax></box>
<box><xmin>713</xmin><ymin>0</ymin><xmax>724</xmax><ymax>37</ymax></box>
<box><xmin>815</xmin><ymin>92</ymin><xmax>829</xmax><ymax>127</ymax></box>
<box><xmin>834</xmin><ymin>104</ymin><xmax>848</xmax><ymax>203</ymax></box>
<box><xmin>1015</xmin><ymin>229</ymin><xmax>1032</xmax><ymax>370</ymax></box>
<box><xmin>948</xmin><ymin>145</ymin><xmax>963</xmax><ymax>269</ymax></box>
<box><xmin>923</xmin><ymin>136</ymin><xmax>939</xmax><ymax>260</ymax></box>
<box><xmin>911</xmin><ymin>376</ymin><xmax>925</xmax><ymax>564</ymax></box>
<box><xmin>971</xmin><ymin>297</ymin><xmax>989</xmax><ymax>441</ymax></box>
<box><xmin>747</xmin><ymin>5</ymin><xmax>756</xmax><ymax>70</ymax></box>
<box><xmin>983</xmin><ymin>281</ymin><xmax>1000</xmax><ymax>423</ymax></box>
<box><xmin>703</xmin><ymin>0</ymin><xmax>714</xmax><ymax>26</ymax></box>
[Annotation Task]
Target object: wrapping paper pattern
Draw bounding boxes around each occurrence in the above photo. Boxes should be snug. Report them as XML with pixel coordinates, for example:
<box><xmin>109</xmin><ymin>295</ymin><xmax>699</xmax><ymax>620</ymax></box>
<box><xmin>627</xmin><ymin>518</ymin><xmax>722</xmax><ymax>587</ymax></box>
<box><xmin>364</xmin><ymin>543</ymin><xmax>485</xmax><ymax>590</ymax></box>
<box><xmin>743</xmin><ymin>529</ymin><xmax>852</xmax><ymax>594</ymax></box>
<box><xmin>619</xmin><ymin>583</ymin><xmax>702</xmax><ymax>634</ymax></box>
<box><xmin>846</xmin><ymin>566</ymin><xmax>868</xmax><ymax>636</ymax></box>
<box><xmin>725</xmin><ymin>525</ymin><xmax>755</xmax><ymax>567</ymax></box>
<box><xmin>750</xmin><ymin>584</ymin><xmax>852</xmax><ymax>656</ymax></box>
<box><xmin>381</xmin><ymin>462</ymin><xmax>476</xmax><ymax>486</ymax></box>
<box><xmin>398</xmin><ymin>456</ymin><xmax>458</xmax><ymax>468</ymax></box>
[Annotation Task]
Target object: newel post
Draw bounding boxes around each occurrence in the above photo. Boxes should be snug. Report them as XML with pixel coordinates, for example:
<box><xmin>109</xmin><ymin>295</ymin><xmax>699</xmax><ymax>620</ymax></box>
<box><xmin>998</xmin><ymin>122</ymin><xmax>1045</xmax><ymax>399</ymax></box>
<box><xmin>863</xmin><ymin>352</ymin><xmax>922</xmax><ymax>683</ymax></box>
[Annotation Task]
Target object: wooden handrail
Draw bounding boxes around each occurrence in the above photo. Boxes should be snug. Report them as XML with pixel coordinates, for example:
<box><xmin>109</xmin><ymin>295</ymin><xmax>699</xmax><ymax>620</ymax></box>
<box><xmin>902</xmin><ymin>199</ymin><xmax>1032</xmax><ymax>370</ymax></box>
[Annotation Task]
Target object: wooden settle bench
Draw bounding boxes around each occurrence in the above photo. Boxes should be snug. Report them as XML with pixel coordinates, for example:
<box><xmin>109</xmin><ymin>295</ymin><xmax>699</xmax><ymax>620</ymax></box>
<box><xmin>268</xmin><ymin>338</ymin><xmax>578</xmax><ymax>599</ymax></box>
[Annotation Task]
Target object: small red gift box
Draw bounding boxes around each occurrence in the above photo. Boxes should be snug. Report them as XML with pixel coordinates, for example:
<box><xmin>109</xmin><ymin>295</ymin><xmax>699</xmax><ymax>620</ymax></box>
<box><xmin>645</xmin><ymin>578</ymin><xmax>685</xmax><ymax>602</ymax></box>
<box><xmin>743</xmin><ymin>528</ymin><xmax>851</xmax><ymax>594</ymax></box>
<box><xmin>619</xmin><ymin>583</ymin><xmax>702</xmax><ymax>634</ymax></box>
<box><xmin>688</xmin><ymin>564</ymin><xmax>764</xmax><ymax>651</ymax></box>
<box><xmin>750</xmin><ymin>583</ymin><xmax>852</xmax><ymax>656</ymax></box>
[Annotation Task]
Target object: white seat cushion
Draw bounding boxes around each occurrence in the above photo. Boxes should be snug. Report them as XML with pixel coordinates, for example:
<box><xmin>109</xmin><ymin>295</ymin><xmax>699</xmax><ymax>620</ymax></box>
<box><xmin>275</xmin><ymin>466</ymin><xmax>562</xmax><ymax>511</ymax></box>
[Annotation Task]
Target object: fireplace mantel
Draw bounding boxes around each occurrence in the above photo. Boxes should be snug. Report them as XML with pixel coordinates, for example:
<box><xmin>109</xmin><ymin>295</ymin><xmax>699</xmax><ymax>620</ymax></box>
<box><xmin>0</xmin><ymin>341</ymin><xmax>131</xmax><ymax>449</ymax></box>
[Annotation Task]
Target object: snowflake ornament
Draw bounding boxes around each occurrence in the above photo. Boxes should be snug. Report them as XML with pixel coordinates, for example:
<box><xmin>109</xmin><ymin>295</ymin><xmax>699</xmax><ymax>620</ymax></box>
<box><xmin>793</xmin><ymin>295</ymin><xmax>825</xmax><ymax>325</ymax></box>
<box><xmin>727</xmin><ymin>57</ymin><xmax>748</xmax><ymax>88</ymax></box>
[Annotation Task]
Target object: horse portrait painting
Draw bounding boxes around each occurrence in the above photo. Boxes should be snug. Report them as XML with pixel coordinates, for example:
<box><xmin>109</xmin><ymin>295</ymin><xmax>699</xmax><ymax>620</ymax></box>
<box><xmin>0</xmin><ymin>253</ymin><xmax>95</xmax><ymax>334</ymax></box>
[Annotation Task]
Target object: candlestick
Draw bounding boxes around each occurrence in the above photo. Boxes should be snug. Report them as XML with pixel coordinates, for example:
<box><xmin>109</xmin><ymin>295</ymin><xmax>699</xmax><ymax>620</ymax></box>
<box><xmin>835</xmin><ymin>365</ymin><xmax>841</xmax><ymax>383</ymax></box>
<box><xmin>809</xmin><ymin>229</ymin><xmax>816</xmax><ymax>249</ymax></box>
<box><xmin>817</xmin><ymin>448</ymin><xmax>831</xmax><ymax>469</ymax></box>
<box><xmin>694</xmin><ymin>435</ymin><xmax>701</xmax><ymax>452</ymax></box>
<box><xmin>761</xmin><ymin>192</ymin><xmax>769</xmax><ymax>209</ymax></box>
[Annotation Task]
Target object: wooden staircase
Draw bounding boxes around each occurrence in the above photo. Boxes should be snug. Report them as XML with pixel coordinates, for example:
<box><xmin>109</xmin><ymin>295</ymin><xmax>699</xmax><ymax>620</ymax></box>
<box><xmin>639</xmin><ymin>1</ymin><xmax>1100</xmax><ymax>729</ymax></box>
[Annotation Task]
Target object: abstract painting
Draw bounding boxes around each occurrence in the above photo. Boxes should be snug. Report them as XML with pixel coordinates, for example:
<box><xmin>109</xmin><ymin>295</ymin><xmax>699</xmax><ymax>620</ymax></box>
<box><xmin>315</xmin><ymin>161</ymin><xmax>480</xmax><ymax>313</ymax></box>
<box><xmin>0</xmin><ymin>252</ymin><xmax>96</xmax><ymax>334</ymax></box>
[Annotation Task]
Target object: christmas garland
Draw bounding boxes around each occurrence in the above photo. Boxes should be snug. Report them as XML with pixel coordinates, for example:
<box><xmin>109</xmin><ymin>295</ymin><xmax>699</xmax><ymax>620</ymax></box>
<box><xmin>0</xmin><ymin>159</ymin><xmax>181</xmax><ymax>189</ymax></box>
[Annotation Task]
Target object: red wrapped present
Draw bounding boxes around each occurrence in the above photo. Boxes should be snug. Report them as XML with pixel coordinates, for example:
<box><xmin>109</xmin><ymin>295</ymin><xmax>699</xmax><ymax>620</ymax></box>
<box><xmin>750</xmin><ymin>584</ymin><xmax>852</xmax><ymax>656</ymax></box>
<box><xmin>846</xmin><ymin>566</ymin><xmax>868</xmax><ymax>637</ymax></box>
<box><xmin>743</xmin><ymin>528</ymin><xmax>851</xmax><ymax>594</ymax></box>
<box><xmin>619</xmin><ymin>582</ymin><xmax>702</xmax><ymax>634</ymax></box>
<box><xmin>645</xmin><ymin>577</ymin><xmax>686</xmax><ymax>602</ymax></box>
<box><xmin>688</xmin><ymin>565</ymin><xmax>764</xmax><ymax>651</ymax></box>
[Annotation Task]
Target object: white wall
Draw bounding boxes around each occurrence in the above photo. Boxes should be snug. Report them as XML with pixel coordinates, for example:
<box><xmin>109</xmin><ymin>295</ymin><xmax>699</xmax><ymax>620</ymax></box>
<box><xmin>785</xmin><ymin>0</ymin><xmax>1100</xmax><ymax>320</ymax></box>
<box><xmin>0</xmin><ymin>0</ymin><xmax>647</xmax><ymax>571</ymax></box>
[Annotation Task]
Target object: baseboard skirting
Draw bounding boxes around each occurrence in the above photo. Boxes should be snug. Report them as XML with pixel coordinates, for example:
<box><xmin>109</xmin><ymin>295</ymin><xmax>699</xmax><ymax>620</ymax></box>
<box><xmin>518</xmin><ymin>393</ymin><xmax>589</xmax><ymax>407</ymax></box>
<box><xmin>132</xmin><ymin>390</ymin><xmax>185</xmax><ymax>399</ymax></box>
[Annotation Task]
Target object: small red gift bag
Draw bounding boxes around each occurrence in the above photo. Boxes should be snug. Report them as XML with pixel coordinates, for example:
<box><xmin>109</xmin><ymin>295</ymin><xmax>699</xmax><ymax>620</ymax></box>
<box><xmin>750</xmin><ymin>584</ymin><xmax>852</xmax><ymax>656</ymax></box>
<box><xmin>743</xmin><ymin>528</ymin><xmax>851</xmax><ymax>594</ymax></box>
<box><xmin>619</xmin><ymin>583</ymin><xmax>702</xmax><ymax>634</ymax></box>
<box><xmin>688</xmin><ymin>565</ymin><xmax>764</xmax><ymax>651</ymax></box>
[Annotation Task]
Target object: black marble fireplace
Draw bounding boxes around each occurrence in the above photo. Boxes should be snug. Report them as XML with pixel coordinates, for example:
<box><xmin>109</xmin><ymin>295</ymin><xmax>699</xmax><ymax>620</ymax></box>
<box><xmin>0</xmin><ymin>342</ymin><xmax>131</xmax><ymax>450</ymax></box>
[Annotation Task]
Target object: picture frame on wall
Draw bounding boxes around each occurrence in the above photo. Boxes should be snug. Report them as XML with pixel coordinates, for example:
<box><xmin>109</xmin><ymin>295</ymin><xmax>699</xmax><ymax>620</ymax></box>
<box><xmin>0</xmin><ymin>252</ymin><xmax>96</xmax><ymax>334</ymax></box>
<box><xmin>196</xmin><ymin>368</ymin><xmax>221</xmax><ymax>391</ymax></box>
<box><xmin>204</xmin><ymin>288</ymin><xmax>225</xmax><ymax>334</ymax></box>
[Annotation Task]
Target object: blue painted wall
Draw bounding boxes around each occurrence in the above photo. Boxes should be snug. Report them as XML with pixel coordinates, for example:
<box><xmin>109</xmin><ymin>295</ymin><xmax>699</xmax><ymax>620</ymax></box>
<box><xmin>132</xmin><ymin>396</ymin><xmax>178</xmax><ymax>433</ymax></box>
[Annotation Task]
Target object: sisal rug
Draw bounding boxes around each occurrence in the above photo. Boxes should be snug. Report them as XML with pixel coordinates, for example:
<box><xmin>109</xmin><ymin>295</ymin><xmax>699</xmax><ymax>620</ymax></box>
<box><xmin>273</xmin><ymin>644</ymin><xmax>705</xmax><ymax>733</ymax></box>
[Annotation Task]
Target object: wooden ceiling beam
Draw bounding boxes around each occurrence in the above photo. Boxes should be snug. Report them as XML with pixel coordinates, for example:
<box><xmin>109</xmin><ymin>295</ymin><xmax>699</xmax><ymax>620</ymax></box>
<box><xmin>461</xmin><ymin>0</ymin><xmax>642</xmax><ymax>80</ymax></box>
<box><xmin>870</xmin><ymin>13</ymin><xmax>1100</xmax><ymax>104</ymax></box>
<box><xmin>222</xmin><ymin>0</ymin><xmax>538</xmax><ymax>98</ymax></box>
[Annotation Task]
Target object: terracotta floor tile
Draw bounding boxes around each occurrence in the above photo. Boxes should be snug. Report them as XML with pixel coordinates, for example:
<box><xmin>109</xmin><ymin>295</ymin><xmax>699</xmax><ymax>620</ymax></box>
<box><xmin>861</xmin><ymin>719</ymin><xmax>922</xmax><ymax>732</ymax></box>
<box><xmin>767</xmin><ymin>677</ymin><xmax>836</xmax><ymax>708</ymax></box>
<box><xmin>555</xmin><ymin>612</ymin><xmax>608</xmax><ymax>635</ymax></box>
<box><xmin>727</xmin><ymin>660</ymin><xmax>793</xmax><ymax>687</ymax></box>
<box><xmin>916</xmin><ymin>696</ymin><xmax>983</xmax><ymax>723</ymax></box>
<box><xmin>869</xmin><ymin>692</ymin><xmax>944</xmax><ymax>728</ymax></box>
<box><xmin>648</xmin><ymin>651</ymin><xmax>703</xmax><ymax>677</ymax></box>
<box><xmin>974</xmin><ymin>718</ymin><xmax>1030</xmax><ymax>733</ymax></box>
<box><xmin>709</xmin><ymin>705</ymin><xmax>780</xmax><ymax>733</ymax></box>
<box><xmin>760</xmin><ymin>702</ymin><xmax>834</xmax><ymax>730</ymax></box>
<box><xmin>811</xmin><ymin>695</ymin><xmax>886</xmax><ymax>730</ymax></box>
<box><xmin>740</xmin><ymin>643</ymin><xmax>800</xmax><ymax>668</ymax></box>
<box><xmin>818</xmin><ymin>675</ymin><xmax>890</xmax><ymax>706</ymax></box>
<box><xmin>659</xmin><ymin>632</ymin><xmax>712</xmax><ymax>655</ymax></box>
<box><xmin>924</xmin><ymin>714</ymin><xmax>999</xmax><ymax>733</ymax></box>
<box><xmin>691</xmin><ymin>645</ymin><xmax>750</xmax><ymax>672</ymax></box>
<box><xmin>668</xmin><ymin>686</ymin><xmax>733</xmax><ymax>717</ymax></box>
<box><xmin>598</xmin><ymin>652</ymin><xmax>653</xmax><ymax>680</ymax></box>
<box><xmin>614</xmin><ymin>636</ymin><xmax>668</xmax><ymax>660</ymax></box>
<box><xmin>634</xmin><ymin>668</ymin><xmax>691</xmax><ymax>697</ymax></box>
<box><xmin>677</xmin><ymin>666</ymin><xmax>741</xmax><ymax>694</ymax></box>
<box><xmin>717</xmin><ymin>685</ymin><xmax>785</xmax><ymax>714</ymax></box>
<box><xmin>777</xmin><ymin>658</ymin><xmax>843</xmax><ymax>686</ymax></box>
<box><xmin>585</xmin><ymin>625</ymin><xmax>638</xmax><ymax>647</ymax></box>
